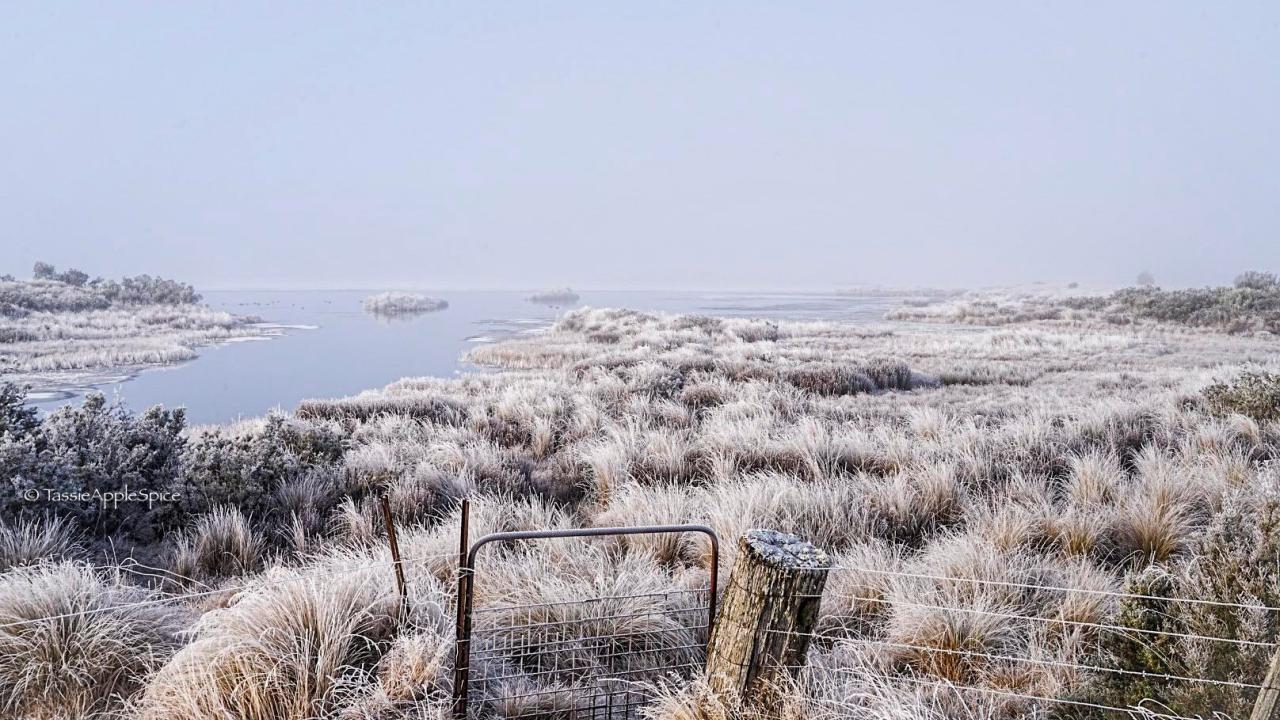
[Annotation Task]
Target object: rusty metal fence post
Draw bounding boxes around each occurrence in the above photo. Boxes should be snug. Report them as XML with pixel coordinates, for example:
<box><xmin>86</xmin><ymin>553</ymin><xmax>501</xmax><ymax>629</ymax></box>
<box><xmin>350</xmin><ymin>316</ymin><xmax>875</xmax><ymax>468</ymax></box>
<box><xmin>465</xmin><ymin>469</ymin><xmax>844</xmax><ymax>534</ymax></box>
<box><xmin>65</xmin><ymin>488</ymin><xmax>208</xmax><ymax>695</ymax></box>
<box><xmin>379</xmin><ymin>494</ymin><xmax>408</xmax><ymax>611</ymax></box>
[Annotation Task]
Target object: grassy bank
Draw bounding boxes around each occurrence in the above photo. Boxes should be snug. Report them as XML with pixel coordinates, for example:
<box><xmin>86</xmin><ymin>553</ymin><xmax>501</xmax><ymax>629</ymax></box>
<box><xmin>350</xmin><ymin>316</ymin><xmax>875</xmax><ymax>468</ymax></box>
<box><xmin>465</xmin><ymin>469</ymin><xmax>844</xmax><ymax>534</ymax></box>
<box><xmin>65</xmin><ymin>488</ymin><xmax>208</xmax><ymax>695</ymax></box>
<box><xmin>0</xmin><ymin>268</ymin><xmax>267</xmax><ymax>388</ymax></box>
<box><xmin>1</xmin><ymin>287</ymin><xmax>1279</xmax><ymax>718</ymax></box>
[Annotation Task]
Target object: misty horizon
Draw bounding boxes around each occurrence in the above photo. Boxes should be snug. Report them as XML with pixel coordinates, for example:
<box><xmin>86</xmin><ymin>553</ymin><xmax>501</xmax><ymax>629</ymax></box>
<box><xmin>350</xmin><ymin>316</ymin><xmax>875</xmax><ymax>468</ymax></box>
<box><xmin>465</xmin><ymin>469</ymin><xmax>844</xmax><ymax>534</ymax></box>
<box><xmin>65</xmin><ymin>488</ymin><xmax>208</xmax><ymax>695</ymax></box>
<box><xmin>3</xmin><ymin>3</ymin><xmax>1278</xmax><ymax>290</ymax></box>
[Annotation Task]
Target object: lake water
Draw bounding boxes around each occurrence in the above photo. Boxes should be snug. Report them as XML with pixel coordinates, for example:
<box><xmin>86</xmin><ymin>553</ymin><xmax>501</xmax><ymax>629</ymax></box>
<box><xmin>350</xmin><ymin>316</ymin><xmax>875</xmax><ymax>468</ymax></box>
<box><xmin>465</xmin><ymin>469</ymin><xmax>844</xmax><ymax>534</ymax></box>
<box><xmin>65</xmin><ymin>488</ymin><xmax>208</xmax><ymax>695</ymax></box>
<box><xmin>33</xmin><ymin>290</ymin><xmax>902</xmax><ymax>425</ymax></box>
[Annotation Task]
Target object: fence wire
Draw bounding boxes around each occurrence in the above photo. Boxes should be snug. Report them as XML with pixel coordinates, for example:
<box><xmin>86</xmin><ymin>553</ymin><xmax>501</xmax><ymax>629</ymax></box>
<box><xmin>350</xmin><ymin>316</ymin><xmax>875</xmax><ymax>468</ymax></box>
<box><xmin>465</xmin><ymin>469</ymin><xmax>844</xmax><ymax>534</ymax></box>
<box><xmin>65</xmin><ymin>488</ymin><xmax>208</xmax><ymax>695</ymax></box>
<box><xmin>1</xmin><ymin>535</ymin><xmax>1272</xmax><ymax>719</ymax></box>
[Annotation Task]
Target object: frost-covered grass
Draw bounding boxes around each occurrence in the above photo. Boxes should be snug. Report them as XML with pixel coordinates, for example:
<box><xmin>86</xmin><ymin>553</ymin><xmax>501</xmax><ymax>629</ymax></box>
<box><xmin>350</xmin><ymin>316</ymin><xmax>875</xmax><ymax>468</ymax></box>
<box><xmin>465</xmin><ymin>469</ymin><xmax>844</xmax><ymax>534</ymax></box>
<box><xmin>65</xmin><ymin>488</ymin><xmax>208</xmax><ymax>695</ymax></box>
<box><xmin>2</xmin><ymin>292</ymin><xmax>1280</xmax><ymax>718</ymax></box>
<box><xmin>0</xmin><ymin>277</ymin><xmax>265</xmax><ymax>386</ymax></box>
<box><xmin>362</xmin><ymin>292</ymin><xmax>449</xmax><ymax>316</ymax></box>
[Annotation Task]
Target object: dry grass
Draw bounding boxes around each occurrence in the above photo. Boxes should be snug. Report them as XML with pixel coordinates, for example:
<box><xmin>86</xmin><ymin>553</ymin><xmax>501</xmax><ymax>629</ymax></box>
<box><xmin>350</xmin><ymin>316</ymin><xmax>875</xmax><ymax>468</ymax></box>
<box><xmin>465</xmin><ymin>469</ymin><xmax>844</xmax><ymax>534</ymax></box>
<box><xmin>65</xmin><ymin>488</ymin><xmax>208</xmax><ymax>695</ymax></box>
<box><xmin>0</xmin><ymin>516</ymin><xmax>81</xmax><ymax>571</ymax></box>
<box><xmin>0</xmin><ymin>562</ymin><xmax>189</xmax><ymax>718</ymax></box>
<box><xmin>135</xmin><ymin>558</ymin><xmax>419</xmax><ymax>720</ymax></box>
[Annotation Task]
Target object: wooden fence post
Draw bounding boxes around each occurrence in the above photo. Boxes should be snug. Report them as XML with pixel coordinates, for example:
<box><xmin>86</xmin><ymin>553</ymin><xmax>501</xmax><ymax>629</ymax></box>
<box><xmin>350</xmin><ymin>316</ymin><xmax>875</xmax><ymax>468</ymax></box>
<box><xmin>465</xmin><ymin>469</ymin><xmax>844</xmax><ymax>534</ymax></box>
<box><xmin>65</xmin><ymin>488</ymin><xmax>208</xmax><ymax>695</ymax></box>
<box><xmin>705</xmin><ymin>529</ymin><xmax>831</xmax><ymax>707</ymax></box>
<box><xmin>1252</xmin><ymin>648</ymin><xmax>1280</xmax><ymax>720</ymax></box>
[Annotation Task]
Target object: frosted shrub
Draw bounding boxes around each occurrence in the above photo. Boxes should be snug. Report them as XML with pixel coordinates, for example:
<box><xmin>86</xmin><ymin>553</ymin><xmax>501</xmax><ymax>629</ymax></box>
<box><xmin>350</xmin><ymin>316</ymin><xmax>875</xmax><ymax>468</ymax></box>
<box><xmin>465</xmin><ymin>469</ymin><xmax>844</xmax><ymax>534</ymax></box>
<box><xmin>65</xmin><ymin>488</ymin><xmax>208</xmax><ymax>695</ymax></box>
<box><xmin>1203</xmin><ymin>370</ymin><xmax>1280</xmax><ymax>423</ymax></box>
<box><xmin>174</xmin><ymin>414</ymin><xmax>346</xmax><ymax>520</ymax></box>
<box><xmin>0</xmin><ymin>392</ymin><xmax>186</xmax><ymax>541</ymax></box>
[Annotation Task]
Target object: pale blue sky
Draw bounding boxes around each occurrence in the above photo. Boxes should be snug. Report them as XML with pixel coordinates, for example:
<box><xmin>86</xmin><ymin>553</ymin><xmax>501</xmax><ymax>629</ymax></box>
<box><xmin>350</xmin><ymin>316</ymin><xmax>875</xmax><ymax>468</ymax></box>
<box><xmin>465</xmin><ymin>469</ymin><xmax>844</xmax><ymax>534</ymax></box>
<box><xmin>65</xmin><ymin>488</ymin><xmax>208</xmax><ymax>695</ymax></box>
<box><xmin>2</xmin><ymin>3</ymin><xmax>1277</xmax><ymax>290</ymax></box>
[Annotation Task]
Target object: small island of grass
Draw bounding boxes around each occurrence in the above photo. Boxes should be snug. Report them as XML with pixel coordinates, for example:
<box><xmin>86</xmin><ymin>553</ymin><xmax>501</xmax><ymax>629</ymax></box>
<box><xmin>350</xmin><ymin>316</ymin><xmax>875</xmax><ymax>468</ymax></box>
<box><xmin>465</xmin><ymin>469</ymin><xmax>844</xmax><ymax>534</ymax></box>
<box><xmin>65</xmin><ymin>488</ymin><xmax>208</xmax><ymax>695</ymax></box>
<box><xmin>361</xmin><ymin>291</ymin><xmax>449</xmax><ymax>317</ymax></box>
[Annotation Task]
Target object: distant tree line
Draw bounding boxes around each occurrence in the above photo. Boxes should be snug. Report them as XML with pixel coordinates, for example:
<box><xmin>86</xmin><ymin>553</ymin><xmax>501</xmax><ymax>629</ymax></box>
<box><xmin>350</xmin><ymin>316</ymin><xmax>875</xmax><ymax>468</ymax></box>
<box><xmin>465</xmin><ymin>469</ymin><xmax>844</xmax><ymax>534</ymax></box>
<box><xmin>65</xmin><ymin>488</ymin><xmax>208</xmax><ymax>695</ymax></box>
<box><xmin>34</xmin><ymin>261</ymin><xmax>202</xmax><ymax>304</ymax></box>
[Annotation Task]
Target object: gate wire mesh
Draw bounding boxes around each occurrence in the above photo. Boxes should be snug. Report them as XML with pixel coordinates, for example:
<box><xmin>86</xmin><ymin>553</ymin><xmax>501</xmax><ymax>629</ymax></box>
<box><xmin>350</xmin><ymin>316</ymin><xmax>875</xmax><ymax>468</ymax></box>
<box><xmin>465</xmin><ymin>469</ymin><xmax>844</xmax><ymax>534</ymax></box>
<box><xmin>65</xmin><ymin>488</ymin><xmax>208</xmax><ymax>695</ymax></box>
<box><xmin>453</xmin><ymin>525</ymin><xmax>719</xmax><ymax>720</ymax></box>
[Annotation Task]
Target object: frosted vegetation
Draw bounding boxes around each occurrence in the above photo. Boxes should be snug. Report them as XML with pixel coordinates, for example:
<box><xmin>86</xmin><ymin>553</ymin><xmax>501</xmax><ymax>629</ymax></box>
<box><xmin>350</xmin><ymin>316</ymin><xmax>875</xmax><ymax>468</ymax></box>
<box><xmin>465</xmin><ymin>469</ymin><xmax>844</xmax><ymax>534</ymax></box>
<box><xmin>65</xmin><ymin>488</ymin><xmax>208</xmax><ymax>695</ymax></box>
<box><xmin>527</xmin><ymin>287</ymin><xmax>580</xmax><ymax>305</ymax></box>
<box><xmin>1</xmin><ymin>276</ymin><xmax>1280</xmax><ymax>718</ymax></box>
<box><xmin>362</xmin><ymin>292</ymin><xmax>449</xmax><ymax>317</ymax></box>
<box><xmin>0</xmin><ymin>263</ymin><xmax>264</xmax><ymax>384</ymax></box>
<box><xmin>890</xmin><ymin>271</ymin><xmax>1280</xmax><ymax>333</ymax></box>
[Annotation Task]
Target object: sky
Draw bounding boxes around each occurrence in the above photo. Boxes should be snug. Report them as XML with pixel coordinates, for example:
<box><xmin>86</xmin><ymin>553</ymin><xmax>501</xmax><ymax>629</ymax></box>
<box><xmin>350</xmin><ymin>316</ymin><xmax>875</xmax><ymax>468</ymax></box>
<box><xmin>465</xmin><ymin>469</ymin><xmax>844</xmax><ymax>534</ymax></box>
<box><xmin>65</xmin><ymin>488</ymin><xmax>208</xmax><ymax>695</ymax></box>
<box><xmin>1</xmin><ymin>2</ymin><xmax>1277</xmax><ymax>291</ymax></box>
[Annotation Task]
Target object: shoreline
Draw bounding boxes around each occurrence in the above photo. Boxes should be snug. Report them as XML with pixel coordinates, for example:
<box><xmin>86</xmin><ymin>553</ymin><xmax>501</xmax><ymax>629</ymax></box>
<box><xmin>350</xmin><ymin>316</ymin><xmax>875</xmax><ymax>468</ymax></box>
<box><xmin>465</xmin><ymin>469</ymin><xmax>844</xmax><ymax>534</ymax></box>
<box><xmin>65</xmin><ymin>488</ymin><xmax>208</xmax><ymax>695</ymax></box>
<box><xmin>9</xmin><ymin>319</ymin><xmax>300</xmax><ymax>412</ymax></box>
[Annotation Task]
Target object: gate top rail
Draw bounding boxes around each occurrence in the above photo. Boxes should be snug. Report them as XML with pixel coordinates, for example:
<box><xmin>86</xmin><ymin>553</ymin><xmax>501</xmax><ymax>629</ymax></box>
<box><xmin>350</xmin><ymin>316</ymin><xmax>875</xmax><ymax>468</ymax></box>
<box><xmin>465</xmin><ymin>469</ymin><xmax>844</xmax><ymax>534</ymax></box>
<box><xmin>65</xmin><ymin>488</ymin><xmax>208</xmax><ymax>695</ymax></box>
<box><xmin>464</xmin><ymin>523</ymin><xmax>719</xmax><ymax>568</ymax></box>
<box><xmin>452</xmin><ymin>522</ymin><xmax>720</xmax><ymax>719</ymax></box>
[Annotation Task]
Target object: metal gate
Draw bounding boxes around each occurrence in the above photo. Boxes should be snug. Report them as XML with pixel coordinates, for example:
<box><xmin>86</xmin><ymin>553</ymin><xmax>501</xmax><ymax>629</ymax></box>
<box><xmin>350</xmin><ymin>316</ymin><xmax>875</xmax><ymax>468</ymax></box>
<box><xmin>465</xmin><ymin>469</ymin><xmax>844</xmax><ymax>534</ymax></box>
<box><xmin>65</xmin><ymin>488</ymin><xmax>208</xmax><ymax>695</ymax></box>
<box><xmin>452</xmin><ymin>524</ymin><xmax>719</xmax><ymax>719</ymax></box>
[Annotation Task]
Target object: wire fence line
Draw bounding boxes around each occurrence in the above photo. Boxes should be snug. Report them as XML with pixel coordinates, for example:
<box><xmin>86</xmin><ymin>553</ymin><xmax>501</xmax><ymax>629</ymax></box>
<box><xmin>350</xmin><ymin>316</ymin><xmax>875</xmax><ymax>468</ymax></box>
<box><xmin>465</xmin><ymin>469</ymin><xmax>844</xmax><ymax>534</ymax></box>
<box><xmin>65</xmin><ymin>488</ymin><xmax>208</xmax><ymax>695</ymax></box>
<box><xmin>0</xmin><ymin>550</ymin><xmax>460</xmax><ymax>632</ymax></box>
<box><xmin>811</xmin><ymin>669</ymin><xmax>1208</xmax><ymax>720</ymax></box>
<box><xmin>829</xmin><ymin>563</ymin><xmax>1280</xmax><ymax>614</ymax></box>
<box><xmin>809</xmin><ymin>589</ymin><xmax>1275</xmax><ymax>648</ymax></box>
<box><xmin>766</xmin><ymin>628</ymin><xmax>1263</xmax><ymax>690</ymax></box>
<box><xmin>0</xmin><ymin>538</ymin><xmax>1268</xmax><ymax>719</ymax></box>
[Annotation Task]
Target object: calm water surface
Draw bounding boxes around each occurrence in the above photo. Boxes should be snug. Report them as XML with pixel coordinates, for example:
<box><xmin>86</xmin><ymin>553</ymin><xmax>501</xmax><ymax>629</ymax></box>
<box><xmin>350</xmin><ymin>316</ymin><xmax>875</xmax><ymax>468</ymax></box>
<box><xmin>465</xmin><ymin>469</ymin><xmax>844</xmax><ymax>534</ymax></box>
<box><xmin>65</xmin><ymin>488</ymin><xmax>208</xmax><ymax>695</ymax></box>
<box><xmin>34</xmin><ymin>290</ymin><xmax>900</xmax><ymax>424</ymax></box>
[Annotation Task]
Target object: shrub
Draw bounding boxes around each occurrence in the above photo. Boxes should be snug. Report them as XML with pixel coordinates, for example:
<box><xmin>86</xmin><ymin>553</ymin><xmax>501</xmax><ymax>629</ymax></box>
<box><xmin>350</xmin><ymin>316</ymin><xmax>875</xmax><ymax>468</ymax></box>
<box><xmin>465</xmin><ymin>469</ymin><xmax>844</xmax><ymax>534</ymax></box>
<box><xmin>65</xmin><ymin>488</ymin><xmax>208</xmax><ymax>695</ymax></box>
<box><xmin>173</xmin><ymin>415</ymin><xmax>345</xmax><ymax>521</ymax></box>
<box><xmin>1235</xmin><ymin>270</ymin><xmax>1278</xmax><ymax>291</ymax></box>
<box><xmin>0</xmin><ymin>277</ymin><xmax>111</xmax><ymax>313</ymax></box>
<box><xmin>1</xmin><ymin>393</ymin><xmax>187</xmax><ymax>540</ymax></box>
<box><xmin>98</xmin><ymin>274</ymin><xmax>201</xmax><ymax>304</ymax></box>
<box><xmin>31</xmin><ymin>261</ymin><xmax>56</xmax><ymax>280</ymax></box>
<box><xmin>1095</xmin><ymin>478</ymin><xmax>1280</xmax><ymax>718</ymax></box>
<box><xmin>0</xmin><ymin>383</ymin><xmax>39</xmax><ymax>439</ymax></box>
<box><xmin>1203</xmin><ymin>370</ymin><xmax>1280</xmax><ymax>423</ymax></box>
<box><xmin>528</xmin><ymin>287</ymin><xmax>580</xmax><ymax>305</ymax></box>
<box><xmin>1064</xmin><ymin>284</ymin><xmax>1280</xmax><ymax>333</ymax></box>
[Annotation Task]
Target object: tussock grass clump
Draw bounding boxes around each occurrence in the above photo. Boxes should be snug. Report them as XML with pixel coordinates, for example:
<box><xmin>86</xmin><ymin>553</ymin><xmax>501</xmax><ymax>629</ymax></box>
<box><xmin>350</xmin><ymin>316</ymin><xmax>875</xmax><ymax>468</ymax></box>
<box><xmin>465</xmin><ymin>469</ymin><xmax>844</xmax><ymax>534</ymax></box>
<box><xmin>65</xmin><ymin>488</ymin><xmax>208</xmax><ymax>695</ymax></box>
<box><xmin>167</xmin><ymin>506</ymin><xmax>266</xmax><ymax>582</ymax></box>
<box><xmin>136</xmin><ymin>561</ymin><xmax>408</xmax><ymax>720</ymax></box>
<box><xmin>0</xmin><ymin>562</ymin><xmax>189</xmax><ymax>718</ymax></box>
<box><xmin>0</xmin><ymin>515</ymin><xmax>81</xmax><ymax>571</ymax></box>
<box><xmin>864</xmin><ymin>465</ymin><xmax>965</xmax><ymax>547</ymax></box>
<box><xmin>341</xmin><ymin>627</ymin><xmax>453</xmax><ymax>719</ymax></box>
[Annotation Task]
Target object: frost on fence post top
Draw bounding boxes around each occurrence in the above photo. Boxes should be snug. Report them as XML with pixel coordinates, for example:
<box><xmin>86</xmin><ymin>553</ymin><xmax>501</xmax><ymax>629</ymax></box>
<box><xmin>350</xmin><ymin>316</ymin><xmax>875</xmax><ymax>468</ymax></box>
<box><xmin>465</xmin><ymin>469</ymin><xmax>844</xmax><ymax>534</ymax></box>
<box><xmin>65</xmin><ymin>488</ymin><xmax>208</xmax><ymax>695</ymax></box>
<box><xmin>742</xmin><ymin>529</ymin><xmax>830</xmax><ymax>570</ymax></box>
